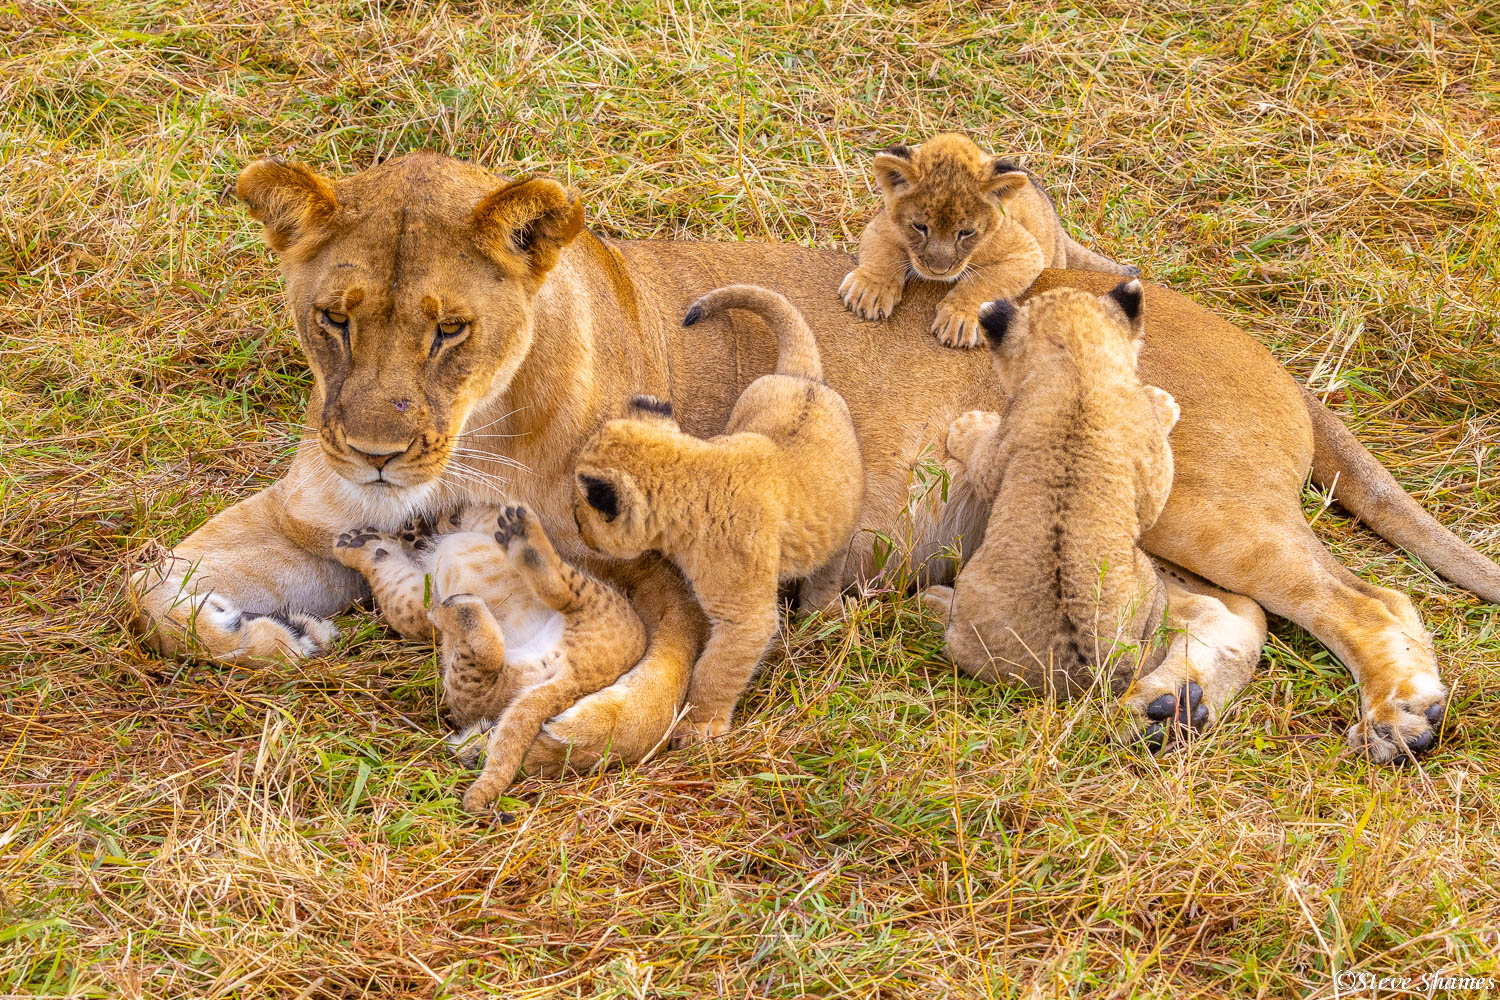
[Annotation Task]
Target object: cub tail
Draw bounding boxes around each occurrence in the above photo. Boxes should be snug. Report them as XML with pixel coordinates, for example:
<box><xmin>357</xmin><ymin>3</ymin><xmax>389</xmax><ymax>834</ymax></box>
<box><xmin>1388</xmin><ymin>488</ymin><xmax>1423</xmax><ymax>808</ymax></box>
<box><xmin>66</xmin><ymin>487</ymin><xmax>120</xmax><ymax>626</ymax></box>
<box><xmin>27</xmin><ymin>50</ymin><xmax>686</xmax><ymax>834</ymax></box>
<box><xmin>683</xmin><ymin>284</ymin><xmax>824</xmax><ymax>382</ymax></box>
<box><xmin>1061</xmin><ymin>232</ymin><xmax>1141</xmax><ymax>277</ymax></box>
<box><xmin>1302</xmin><ymin>386</ymin><xmax>1500</xmax><ymax>603</ymax></box>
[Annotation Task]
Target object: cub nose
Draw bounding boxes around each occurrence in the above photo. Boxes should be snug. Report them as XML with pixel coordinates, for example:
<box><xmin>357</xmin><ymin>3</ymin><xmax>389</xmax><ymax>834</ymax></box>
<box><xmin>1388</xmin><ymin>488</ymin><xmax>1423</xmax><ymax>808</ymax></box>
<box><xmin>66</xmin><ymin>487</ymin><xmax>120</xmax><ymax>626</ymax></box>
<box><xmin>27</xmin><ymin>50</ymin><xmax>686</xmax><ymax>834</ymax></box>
<box><xmin>346</xmin><ymin>440</ymin><xmax>412</xmax><ymax>469</ymax></box>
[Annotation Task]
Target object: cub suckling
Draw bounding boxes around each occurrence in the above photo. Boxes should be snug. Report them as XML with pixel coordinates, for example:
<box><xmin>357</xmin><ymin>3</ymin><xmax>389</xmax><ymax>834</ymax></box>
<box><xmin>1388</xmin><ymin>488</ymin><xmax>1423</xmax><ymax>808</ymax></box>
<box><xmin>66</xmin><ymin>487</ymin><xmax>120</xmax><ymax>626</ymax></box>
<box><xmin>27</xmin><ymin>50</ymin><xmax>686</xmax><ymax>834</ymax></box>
<box><xmin>923</xmin><ymin>279</ymin><xmax>1179</xmax><ymax>694</ymax></box>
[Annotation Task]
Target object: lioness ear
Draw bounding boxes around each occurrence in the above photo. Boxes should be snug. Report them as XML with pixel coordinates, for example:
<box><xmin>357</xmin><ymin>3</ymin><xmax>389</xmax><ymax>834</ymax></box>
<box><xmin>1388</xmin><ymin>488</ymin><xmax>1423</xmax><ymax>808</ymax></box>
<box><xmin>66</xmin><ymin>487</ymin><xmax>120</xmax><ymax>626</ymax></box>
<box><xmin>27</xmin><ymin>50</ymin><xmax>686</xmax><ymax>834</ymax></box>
<box><xmin>236</xmin><ymin>158</ymin><xmax>338</xmax><ymax>253</ymax></box>
<box><xmin>978</xmin><ymin>300</ymin><xmax>1017</xmax><ymax>349</ymax></box>
<box><xmin>472</xmin><ymin>177</ymin><xmax>584</xmax><ymax>282</ymax></box>
<box><xmin>984</xmin><ymin>160</ymin><xmax>1031</xmax><ymax>201</ymax></box>
<box><xmin>872</xmin><ymin>145</ymin><xmax>918</xmax><ymax>196</ymax></box>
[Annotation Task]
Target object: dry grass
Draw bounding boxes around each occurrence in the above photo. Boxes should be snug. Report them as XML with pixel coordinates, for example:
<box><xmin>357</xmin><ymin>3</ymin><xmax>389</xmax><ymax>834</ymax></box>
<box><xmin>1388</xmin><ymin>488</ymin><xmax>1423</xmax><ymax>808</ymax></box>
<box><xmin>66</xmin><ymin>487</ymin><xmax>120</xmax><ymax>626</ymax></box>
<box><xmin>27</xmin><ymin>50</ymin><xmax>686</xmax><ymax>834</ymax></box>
<box><xmin>4</xmin><ymin>1</ymin><xmax>1500</xmax><ymax>996</ymax></box>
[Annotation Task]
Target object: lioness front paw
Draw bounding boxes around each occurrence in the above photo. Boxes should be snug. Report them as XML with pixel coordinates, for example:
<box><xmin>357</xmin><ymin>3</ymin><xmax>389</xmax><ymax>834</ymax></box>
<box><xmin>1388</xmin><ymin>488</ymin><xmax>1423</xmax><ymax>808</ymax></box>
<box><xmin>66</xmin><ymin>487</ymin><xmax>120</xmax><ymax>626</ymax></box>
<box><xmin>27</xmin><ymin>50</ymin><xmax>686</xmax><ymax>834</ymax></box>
<box><xmin>839</xmin><ymin>269</ymin><xmax>903</xmax><ymax>321</ymax></box>
<box><xmin>931</xmin><ymin>300</ymin><xmax>984</xmax><ymax>349</ymax></box>
<box><xmin>670</xmin><ymin>714</ymin><xmax>733</xmax><ymax>750</ymax></box>
<box><xmin>945</xmin><ymin>410</ymin><xmax>1003</xmax><ymax>468</ymax></box>
<box><xmin>1347</xmin><ymin>682</ymin><xmax>1449</xmax><ymax>764</ymax></box>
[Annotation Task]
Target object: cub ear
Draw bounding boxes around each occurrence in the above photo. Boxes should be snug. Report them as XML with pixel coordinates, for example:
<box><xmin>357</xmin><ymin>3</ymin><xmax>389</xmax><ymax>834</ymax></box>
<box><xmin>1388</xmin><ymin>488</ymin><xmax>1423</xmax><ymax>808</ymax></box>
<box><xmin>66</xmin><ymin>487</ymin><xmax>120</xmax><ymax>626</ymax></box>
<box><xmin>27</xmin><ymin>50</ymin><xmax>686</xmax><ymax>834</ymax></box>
<box><xmin>236</xmin><ymin>158</ymin><xmax>338</xmax><ymax>253</ymax></box>
<box><xmin>872</xmin><ymin>145</ymin><xmax>918</xmax><ymax>196</ymax></box>
<box><xmin>978</xmin><ymin>300</ymin><xmax>1018</xmax><ymax>348</ymax></box>
<box><xmin>626</xmin><ymin>394</ymin><xmax>676</xmax><ymax>424</ymax></box>
<box><xmin>577</xmin><ymin>473</ymin><xmax>621</xmax><ymax>522</ymax></box>
<box><xmin>472</xmin><ymin>177</ymin><xmax>585</xmax><ymax>282</ymax></box>
<box><xmin>984</xmin><ymin>160</ymin><xmax>1031</xmax><ymax>200</ymax></box>
<box><xmin>1108</xmin><ymin>278</ymin><xmax>1144</xmax><ymax>322</ymax></box>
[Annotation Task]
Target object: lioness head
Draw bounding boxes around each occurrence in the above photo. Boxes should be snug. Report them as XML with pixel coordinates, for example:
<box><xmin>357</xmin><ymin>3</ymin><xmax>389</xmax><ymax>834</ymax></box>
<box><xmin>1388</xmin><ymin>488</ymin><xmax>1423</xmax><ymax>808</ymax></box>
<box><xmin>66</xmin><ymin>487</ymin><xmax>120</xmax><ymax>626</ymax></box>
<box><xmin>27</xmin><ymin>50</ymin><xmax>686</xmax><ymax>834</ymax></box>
<box><xmin>872</xmin><ymin>133</ymin><xmax>1031</xmax><ymax>281</ymax></box>
<box><xmin>236</xmin><ymin>152</ymin><xmax>583</xmax><ymax>500</ymax></box>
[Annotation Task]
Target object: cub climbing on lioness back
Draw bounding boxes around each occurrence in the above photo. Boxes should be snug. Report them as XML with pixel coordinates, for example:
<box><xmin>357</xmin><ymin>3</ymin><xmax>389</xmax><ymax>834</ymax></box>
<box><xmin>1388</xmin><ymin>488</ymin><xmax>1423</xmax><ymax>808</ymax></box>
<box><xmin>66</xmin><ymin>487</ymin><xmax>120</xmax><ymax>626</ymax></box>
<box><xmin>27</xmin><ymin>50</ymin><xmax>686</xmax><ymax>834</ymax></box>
<box><xmin>332</xmin><ymin>504</ymin><xmax>646</xmax><ymax>812</ymax></box>
<box><xmin>923</xmin><ymin>280</ymin><xmax>1179</xmax><ymax>693</ymax></box>
<box><xmin>840</xmin><ymin>132</ymin><xmax>1139</xmax><ymax>348</ymax></box>
<box><xmin>571</xmin><ymin>285</ymin><xmax>863</xmax><ymax>747</ymax></box>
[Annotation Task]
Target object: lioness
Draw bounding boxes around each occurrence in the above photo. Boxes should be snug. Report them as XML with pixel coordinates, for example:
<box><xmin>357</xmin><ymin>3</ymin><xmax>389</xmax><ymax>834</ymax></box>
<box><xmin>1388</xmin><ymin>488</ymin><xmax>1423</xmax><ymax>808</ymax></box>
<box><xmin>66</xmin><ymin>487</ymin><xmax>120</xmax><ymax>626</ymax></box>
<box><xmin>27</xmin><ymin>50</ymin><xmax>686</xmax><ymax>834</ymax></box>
<box><xmin>130</xmin><ymin>152</ymin><xmax>1498</xmax><ymax>766</ymax></box>
<box><xmin>922</xmin><ymin>281</ymin><xmax>1180</xmax><ymax>694</ymax></box>
<box><xmin>839</xmin><ymin>133</ymin><xmax>1138</xmax><ymax>347</ymax></box>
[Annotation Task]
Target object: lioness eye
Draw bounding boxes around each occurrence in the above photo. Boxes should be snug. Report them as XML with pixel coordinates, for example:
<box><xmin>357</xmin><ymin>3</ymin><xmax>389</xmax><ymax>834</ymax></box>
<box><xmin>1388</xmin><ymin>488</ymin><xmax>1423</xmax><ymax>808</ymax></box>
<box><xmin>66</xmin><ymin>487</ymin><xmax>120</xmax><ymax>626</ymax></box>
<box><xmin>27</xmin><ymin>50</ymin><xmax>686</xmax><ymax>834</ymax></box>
<box><xmin>437</xmin><ymin>320</ymin><xmax>467</xmax><ymax>337</ymax></box>
<box><xmin>911</xmin><ymin>221</ymin><xmax>928</xmax><ymax>235</ymax></box>
<box><xmin>321</xmin><ymin>309</ymin><xmax>348</xmax><ymax>328</ymax></box>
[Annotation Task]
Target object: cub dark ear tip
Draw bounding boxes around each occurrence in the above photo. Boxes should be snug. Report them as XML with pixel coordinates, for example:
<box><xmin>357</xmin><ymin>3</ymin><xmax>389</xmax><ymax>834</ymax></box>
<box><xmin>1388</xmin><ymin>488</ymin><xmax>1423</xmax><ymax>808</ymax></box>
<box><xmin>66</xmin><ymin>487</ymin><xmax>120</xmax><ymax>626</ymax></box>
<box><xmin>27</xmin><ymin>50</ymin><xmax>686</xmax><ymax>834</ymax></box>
<box><xmin>682</xmin><ymin>304</ymin><xmax>703</xmax><ymax>327</ymax></box>
<box><xmin>881</xmin><ymin>143</ymin><xmax>913</xmax><ymax>160</ymax></box>
<box><xmin>978</xmin><ymin>300</ymin><xmax>1017</xmax><ymax>347</ymax></box>
<box><xmin>1109</xmin><ymin>278</ymin><xmax>1144</xmax><ymax>321</ymax></box>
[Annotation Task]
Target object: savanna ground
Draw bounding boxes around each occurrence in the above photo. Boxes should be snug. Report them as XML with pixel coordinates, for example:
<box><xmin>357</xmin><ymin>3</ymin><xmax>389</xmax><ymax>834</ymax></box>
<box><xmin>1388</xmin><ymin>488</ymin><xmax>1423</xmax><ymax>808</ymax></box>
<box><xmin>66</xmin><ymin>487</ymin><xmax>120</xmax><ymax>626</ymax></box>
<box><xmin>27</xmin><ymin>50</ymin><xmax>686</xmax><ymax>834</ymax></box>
<box><xmin>4</xmin><ymin>1</ymin><xmax>1500</xmax><ymax>997</ymax></box>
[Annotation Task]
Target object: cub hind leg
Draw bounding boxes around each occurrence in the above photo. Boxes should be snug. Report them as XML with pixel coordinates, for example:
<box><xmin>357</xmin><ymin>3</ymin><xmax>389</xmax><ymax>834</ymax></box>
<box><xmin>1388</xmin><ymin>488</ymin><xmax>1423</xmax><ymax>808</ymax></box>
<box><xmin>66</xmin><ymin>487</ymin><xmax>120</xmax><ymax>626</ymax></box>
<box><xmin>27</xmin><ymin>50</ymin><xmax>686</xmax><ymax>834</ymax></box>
<box><xmin>429</xmin><ymin>593</ymin><xmax>513</xmax><ymax>743</ymax></box>
<box><xmin>332</xmin><ymin>528</ymin><xmax>434</xmax><ymax>640</ymax></box>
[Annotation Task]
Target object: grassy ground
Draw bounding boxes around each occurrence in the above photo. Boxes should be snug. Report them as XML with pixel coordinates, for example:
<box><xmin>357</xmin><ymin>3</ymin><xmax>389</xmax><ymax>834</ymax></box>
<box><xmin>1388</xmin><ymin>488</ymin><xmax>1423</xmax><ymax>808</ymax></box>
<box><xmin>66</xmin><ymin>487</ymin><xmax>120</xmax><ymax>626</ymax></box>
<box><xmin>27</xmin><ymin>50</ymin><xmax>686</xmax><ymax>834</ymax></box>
<box><xmin>4</xmin><ymin>1</ymin><xmax>1500</xmax><ymax>996</ymax></box>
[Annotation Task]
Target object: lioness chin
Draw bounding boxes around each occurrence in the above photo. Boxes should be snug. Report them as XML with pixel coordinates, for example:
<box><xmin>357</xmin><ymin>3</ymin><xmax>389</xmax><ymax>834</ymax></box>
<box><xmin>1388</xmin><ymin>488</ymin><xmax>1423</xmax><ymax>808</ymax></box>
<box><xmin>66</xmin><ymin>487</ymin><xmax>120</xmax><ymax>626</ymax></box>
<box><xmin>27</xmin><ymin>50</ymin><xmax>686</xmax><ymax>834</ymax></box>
<box><xmin>129</xmin><ymin>151</ymin><xmax>1496</xmax><ymax>767</ymax></box>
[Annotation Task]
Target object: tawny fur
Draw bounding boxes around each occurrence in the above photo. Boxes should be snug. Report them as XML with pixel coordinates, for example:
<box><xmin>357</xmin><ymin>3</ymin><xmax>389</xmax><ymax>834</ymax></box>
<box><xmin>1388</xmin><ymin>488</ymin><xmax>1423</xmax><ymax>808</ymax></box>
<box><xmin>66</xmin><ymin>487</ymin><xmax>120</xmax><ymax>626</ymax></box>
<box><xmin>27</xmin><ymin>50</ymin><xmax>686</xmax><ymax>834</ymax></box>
<box><xmin>840</xmin><ymin>133</ymin><xmax>1139</xmax><ymax>349</ymax></box>
<box><xmin>331</xmin><ymin>504</ymin><xmax>645</xmax><ymax>811</ymax></box>
<box><xmin>571</xmin><ymin>285</ymin><xmax>863</xmax><ymax>745</ymax></box>
<box><xmin>126</xmin><ymin>152</ymin><xmax>1477</xmax><ymax>766</ymax></box>
<box><xmin>925</xmin><ymin>282</ymin><xmax>1179</xmax><ymax>695</ymax></box>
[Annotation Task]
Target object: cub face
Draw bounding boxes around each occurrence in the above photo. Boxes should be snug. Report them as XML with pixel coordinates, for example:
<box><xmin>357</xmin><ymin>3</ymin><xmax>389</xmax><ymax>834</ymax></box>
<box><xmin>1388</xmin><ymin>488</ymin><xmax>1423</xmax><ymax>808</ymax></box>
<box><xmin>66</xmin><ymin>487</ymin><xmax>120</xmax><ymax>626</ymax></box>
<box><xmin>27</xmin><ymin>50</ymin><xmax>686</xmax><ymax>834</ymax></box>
<box><xmin>571</xmin><ymin>396</ymin><xmax>679</xmax><ymax>559</ymax></box>
<box><xmin>872</xmin><ymin>134</ymin><xmax>1031</xmax><ymax>282</ymax></box>
<box><xmin>235</xmin><ymin>153</ymin><xmax>584</xmax><ymax>497</ymax></box>
<box><xmin>978</xmin><ymin>279</ymin><xmax>1146</xmax><ymax>395</ymax></box>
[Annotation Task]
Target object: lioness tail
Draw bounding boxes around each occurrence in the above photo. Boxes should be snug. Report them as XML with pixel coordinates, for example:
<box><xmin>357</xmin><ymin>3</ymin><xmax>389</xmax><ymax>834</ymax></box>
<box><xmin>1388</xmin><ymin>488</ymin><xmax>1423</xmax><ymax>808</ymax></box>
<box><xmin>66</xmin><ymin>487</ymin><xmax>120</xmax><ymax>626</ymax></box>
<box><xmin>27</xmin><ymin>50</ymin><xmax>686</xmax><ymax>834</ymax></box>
<box><xmin>1302</xmin><ymin>386</ymin><xmax>1500</xmax><ymax>603</ymax></box>
<box><xmin>683</xmin><ymin>284</ymin><xmax>823</xmax><ymax>382</ymax></box>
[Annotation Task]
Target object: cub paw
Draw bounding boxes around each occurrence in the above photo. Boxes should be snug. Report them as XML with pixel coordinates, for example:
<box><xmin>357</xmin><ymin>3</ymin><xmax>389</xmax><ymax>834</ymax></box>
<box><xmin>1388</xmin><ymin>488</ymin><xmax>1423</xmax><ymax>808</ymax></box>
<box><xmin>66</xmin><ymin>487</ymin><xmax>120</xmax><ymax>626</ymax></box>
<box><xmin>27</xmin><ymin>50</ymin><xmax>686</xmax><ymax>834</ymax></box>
<box><xmin>670</xmin><ymin>713</ymin><xmax>733</xmax><ymax>750</ymax></box>
<box><xmin>839</xmin><ymin>269</ymin><xmax>903</xmax><ymax>321</ymax></box>
<box><xmin>1144</xmin><ymin>385</ymin><xmax>1181</xmax><ymax>433</ymax></box>
<box><xmin>395</xmin><ymin>513</ymin><xmax>436</xmax><ymax>548</ymax></box>
<box><xmin>945</xmin><ymin>410</ymin><xmax>1003</xmax><ymax>468</ymax></box>
<box><xmin>333</xmin><ymin>528</ymin><xmax>393</xmax><ymax>567</ymax></box>
<box><xmin>931</xmin><ymin>301</ymin><xmax>984</xmax><ymax>349</ymax></box>
<box><xmin>429</xmin><ymin>592</ymin><xmax>486</xmax><ymax>635</ymax></box>
<box><xmin>461</xmin><ymin>777</ymin><xmax>503</xmax><ymax>815</ymax></box>
<box><xmin>445</xmin><ymin>720</ymin><xmax>491</xmax><ymax>769</ymax></box>
<box><xmin>1347</xmin><ymin>686</ymin><xmax>1449</xmax><ymax>765</ymax></box>
<box><xmin>494</xmin><ymin>505</ymin><xmax>537</xmax><ymax>551</ymax></box>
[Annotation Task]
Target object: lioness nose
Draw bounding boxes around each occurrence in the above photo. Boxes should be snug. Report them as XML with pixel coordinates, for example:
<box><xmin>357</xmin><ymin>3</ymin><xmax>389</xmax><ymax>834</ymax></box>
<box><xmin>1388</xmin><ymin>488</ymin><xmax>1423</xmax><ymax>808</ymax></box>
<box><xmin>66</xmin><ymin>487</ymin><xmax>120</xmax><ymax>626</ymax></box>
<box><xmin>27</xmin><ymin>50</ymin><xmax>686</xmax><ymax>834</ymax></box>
<box><xmin>347</xmin><ymin>441</ymin><xmax>411</xmax><ymax>469</ymax></box>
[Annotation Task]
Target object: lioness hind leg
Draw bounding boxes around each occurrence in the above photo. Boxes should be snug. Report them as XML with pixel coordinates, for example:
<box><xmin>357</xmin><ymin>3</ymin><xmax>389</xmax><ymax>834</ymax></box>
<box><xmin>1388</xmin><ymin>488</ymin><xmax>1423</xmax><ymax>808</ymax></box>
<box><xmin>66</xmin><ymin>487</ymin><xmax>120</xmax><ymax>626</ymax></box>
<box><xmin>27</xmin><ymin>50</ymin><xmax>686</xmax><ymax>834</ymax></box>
<box><xmin>1150</xmin><ymin>507</ymin><xmax>1448</xmax><ymax>764</ymax></box>
<box><xmin>332</xmin><ymin>527</ymin><xmax>434</xmax><ymax>640</ymax></box>
<box><xmin>1117</xmin><ymin>572</ymin><xmax>1267</xmax><ymax>752</ymax></box>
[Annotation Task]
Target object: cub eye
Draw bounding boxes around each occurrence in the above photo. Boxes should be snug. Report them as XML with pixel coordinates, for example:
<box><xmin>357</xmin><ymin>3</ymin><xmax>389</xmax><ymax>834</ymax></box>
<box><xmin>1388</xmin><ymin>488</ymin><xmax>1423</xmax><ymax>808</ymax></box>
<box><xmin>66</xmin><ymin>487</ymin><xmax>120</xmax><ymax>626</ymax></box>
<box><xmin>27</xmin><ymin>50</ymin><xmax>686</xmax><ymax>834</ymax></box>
<box><xmin>958</xmin><ymin>228</ymin><xmax>976</xmax><ymax>239</ymax></box>
<box><xmin>320</xmin><ymin>309</ymin><xmax>349</xmax><ymax>329</ymax></box>
<box><xmin>911</xmin><ymin>221</ymin><xmax>929</xmax><ymax>235</ymax></box>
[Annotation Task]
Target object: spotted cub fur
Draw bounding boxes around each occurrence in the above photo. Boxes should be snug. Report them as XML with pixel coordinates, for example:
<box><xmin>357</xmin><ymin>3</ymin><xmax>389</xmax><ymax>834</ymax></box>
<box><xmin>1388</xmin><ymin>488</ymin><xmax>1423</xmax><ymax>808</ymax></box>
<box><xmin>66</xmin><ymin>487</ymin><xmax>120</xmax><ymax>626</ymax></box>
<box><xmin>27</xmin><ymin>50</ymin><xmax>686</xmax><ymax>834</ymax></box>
<box><xmin>332</xmin><ymin>505</ymin><xmax>645</xmax><ymax>812</ymax></box>
<box><xmin>840</xmin><ymin>132</ymin><xmax>1138</xmax><ymax>348</ymax></box>
<box><xmin>923</xmin><ymin>280</ymin><xmax>1178</xmax><ymax>694</ymax></box>
<box><xmin>571</xmin><ymin>285</ymin><xmax>863</xmax><ymax>747</ymax></box>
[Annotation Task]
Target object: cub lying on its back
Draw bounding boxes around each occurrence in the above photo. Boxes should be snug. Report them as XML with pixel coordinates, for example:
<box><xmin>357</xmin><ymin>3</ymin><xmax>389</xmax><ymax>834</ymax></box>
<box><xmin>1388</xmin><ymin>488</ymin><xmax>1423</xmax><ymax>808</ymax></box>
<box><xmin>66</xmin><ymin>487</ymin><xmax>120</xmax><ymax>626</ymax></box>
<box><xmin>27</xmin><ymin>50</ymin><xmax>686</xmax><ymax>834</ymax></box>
<box><xmin>923</xmin><ymin>280</ymin><xmax>1179</xmax><ymax>694</ymax></box>
<box><xmin>571</xmin><ymin>285</ymin><xmax>863</xmax><ymax>747</ymax></box>
<box><xmin>332</xmin><ymin>505</ymin><xmax>645</xmax><ymax>811</ymax></box>
<box><xmin>840</xmin><ymin>132</ymin><xmax>1139</xmax><ymax>349</ymax></box>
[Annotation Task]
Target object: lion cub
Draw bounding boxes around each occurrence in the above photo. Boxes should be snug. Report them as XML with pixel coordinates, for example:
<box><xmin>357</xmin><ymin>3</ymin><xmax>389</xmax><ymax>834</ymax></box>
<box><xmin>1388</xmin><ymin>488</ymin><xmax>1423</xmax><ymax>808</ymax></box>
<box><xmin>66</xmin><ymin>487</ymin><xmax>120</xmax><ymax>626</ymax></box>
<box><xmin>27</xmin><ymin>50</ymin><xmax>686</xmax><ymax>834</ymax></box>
<box><xmin>332</xmin><ymin>505</ymin><xmax>645</xmax><ymax>812</ymax></box>
<box><xmin>840</xmin><ymin>133</ymin><xmax>1138</xmax><ymax>349</ymax></box>
<box><xmin>571</xmin><ymin>285</ymin><xmax>863</xmax><ymax>746</ymax></box>
<box><xmin>923</xmin><ymin>280</ymin><xmax>1179</xmax><ymax>694</ymax></box>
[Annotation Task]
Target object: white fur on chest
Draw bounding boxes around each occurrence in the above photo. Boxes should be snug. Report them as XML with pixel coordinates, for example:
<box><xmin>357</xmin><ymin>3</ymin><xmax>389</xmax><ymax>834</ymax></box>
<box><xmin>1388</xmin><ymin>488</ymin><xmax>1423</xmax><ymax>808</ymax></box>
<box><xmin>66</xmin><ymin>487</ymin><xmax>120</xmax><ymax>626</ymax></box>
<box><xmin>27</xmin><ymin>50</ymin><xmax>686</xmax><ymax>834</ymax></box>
<box><xmin>427</xmin><ymin>532</ymin><xmax>566</xmax><ymax>668</ymax></box>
